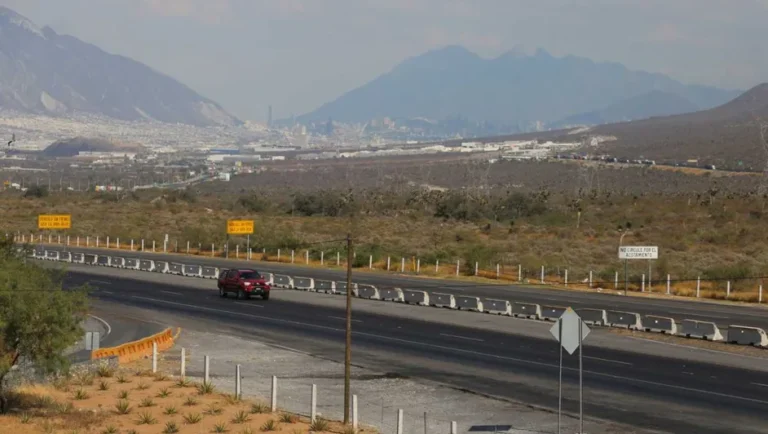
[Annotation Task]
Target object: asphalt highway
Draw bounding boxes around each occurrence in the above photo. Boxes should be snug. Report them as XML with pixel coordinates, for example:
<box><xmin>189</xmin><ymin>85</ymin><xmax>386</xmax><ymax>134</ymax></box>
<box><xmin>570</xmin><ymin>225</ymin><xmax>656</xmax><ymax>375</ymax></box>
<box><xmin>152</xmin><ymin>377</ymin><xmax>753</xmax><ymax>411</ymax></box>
<box><xmin>49</xmin><ymin>245</ymin><xmax>768</xmax><ymax>331</ymax></box>
<box><xmin>63</xmin><ymin>268</ymin><xmax>768</xmax><ymax>434</ymax></box>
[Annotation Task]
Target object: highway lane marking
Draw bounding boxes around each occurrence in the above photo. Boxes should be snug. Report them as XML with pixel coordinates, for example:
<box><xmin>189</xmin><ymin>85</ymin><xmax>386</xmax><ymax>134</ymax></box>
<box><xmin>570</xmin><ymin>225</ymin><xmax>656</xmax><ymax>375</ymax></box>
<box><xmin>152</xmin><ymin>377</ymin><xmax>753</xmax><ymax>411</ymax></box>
<box><xmin>751</xmin><ymin>383</ymin><xmax>768</xmax><ymax>388</ymax></box>
<box><xmin>127</xmin><ymin>295</ymin><xmax>768</xmax><ymax>406</ymax></box>
<box><xmin>87</xmin><ymin>314</ymin><xmax>112</xmax><ymax>338</ymax></box>
<box><xmin>328</xmin><ymin>316</ymin><xmax>362</xmax><ymax>323</ymax></box>
<box><xmin>161</xmin><ymin>290</ymin><xmax>183</xmax><ymax>296</ymax></box>
<box><xmin>440</xmin><ymin>333</ymin><xmax>484</xmax><ymax>342</ymax></box>
<box><xmin>235</xmin><ymin>303</ymin><xmax>264</xmax><ymax>308</ymax></box>
<box><xmin>89</xmin><ymin>280</ymin><xmax>113</xmax><ymax>285</ymax></box>
<box><xmin>583</xmin><ymin>356</ymin><xmax>632</xmax><ymax>366</ymax></box>
<box><xmin>101</xmin><ymin>291</ymin><xmax>114</xmax><ymax>295</ymax></box>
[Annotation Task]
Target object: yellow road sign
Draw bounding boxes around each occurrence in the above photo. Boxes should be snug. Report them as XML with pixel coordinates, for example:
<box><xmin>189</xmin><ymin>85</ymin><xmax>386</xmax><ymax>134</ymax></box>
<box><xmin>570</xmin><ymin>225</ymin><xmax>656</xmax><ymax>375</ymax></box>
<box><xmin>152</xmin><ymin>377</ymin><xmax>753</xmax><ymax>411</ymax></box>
<box><xmin>227</xmin><ymin>219</ymin><xmax>254</xmax><ymax>235</ymax></box>
<box><xmin>38</xmin><ymin>214</ymin><xmax>71</xmax><ymax>229</ymax></box>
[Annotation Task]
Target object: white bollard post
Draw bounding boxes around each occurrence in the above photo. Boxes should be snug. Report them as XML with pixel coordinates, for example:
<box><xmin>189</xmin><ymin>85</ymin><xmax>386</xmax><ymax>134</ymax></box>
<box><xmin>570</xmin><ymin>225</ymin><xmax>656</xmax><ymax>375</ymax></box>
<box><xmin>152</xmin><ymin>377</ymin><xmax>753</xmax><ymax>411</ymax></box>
<box><xmin>66</xmin><ymin>235</ymin><xmax>70</xmax><ymax>246</ymax></box>
<box><xmin>727</xmin><ymin>281</ymin><xmax>731</xmax><ymax>298</ymax></box>
<box><xmin>311</xmin><ymin>384</ymin><xmax>317</xmax><ymax>422</ymax></box>
<box><xmin>541</xmin><ymin>265</ymin><xmax>545</xmax><ymax>284</ymax></box>
<box><xmin>401</xmin><ymin>257</ymin><xmax>405</xmax><ymax>273</ymax></box>
<box><xmin>203</xmin><ymin>355</ymin><xmax>210</xmax><ymax>383</ymax></box>
<box><xmin>641</xmin><ymin>274</ymin><xmax>645</xmax><ymax>292</ymax></box>
<box><xmin>57</xmin><ymin>235</ymin><xmax>60</xmax><ymax>244</ymax></box>
<box><xmin>153</xmin><ymin>240</ymin><xmax>156</xmax><ymax>252</ymax></box>
<box><xmin>48</xmin><ymin>234</ymin><xmax>52</xmax><ymax>244</ymax></box>
<box><xmin>291</xmin><ymin>250</ymin><xmax>295</xmax><ymax>263</ymax></box>
<box><xmin>760</xmin><ymin>285</ymin><xmax>763</xmax><ymax>304</ymax></box>
<box><xmin>416</xmin><ymin>259</ymin><xmax>420</xmax><ymax>274</ymax></box>
<box><xmin>474</xmin><ymin>261</ymin><xmax>478</xmax><ymax>276</ymax></box>
<box><xmin>180</xmin><ymin>348</ymin><xmax>186</xmax><ymax>378</ymax></box>
<box><xmin>187</xmin><ymin>241</ymin><xmax>190</xmax><ymax>254</ymax></box>
<box><xmin>565</xmin><ymin>269</ymin><xmax>568</xmax><ymax>287</ymax></box>
<box><xmin>437</xmin><ymin>260</ymin><xmax>440</xmax><ymax>274</ymax></box>
<box><xmin>369</xmin><ymin>255</ymin><xmax>373</xmax><ymax>269</ymax></box>
<box><xmin>697</xmin><ymin>276</ymin><xmax>701</xmax><ymax>298</ymax></box>
<box><xmin>106</xmin><ymin>236</ymin><xmax>110</xmax><ymax>248</ymax></box>
<box><xmin>387</xmin><ymin>256</ymin><xmax>391</xmax><ymax>271</ymax></box>
<box><xmin>589</xmin><ymin>270</ymin><xmax>593</xmax><ymax>288</ymax></box>
<box><xmin>211</xmin><ymin>243</ymin><xmax>214</xmax><ymax>257</ymax></box>
<box><xmin>236</xmin><ymin>245</ymin><xmax>239</xmax><ymax>259</ymax></box>
<box><xmin>305</xmin><ymin>250</ymin><xmax>309</xmax><ymax>264</ymax></box>
<box><xmin>130</xmin><ymin>239</ymin><xmax>134</xmax><ymax>251</ymax></box>
<box><xmin>456</xmin><ymin>260</ymin><xmax>460</xmax><ymax>276</ymax></box>
<box><xmin>320</xmin><ymin>251</ymin><xmax>324</xmax><ymax>265</ymax></box>
<box><xmin>96</xmin><ymin>236</ymin><xmax>100</xmax><ymax>248</ymax></box>
<box><xmin>666</xmin><ymin>274</ymin><xmax>671</xmax><ymax>295</ymax></box>
<box><xmin>352</xmin><ymin>394</ymin><xmax>358</xmax><ymax>431</ymax></box>
<box><xmin>519</xmin><ymin>264</ymin><xmax>522</xmax><ymax>282</ymax></box>
<box><xmin>141</xmin><ymin>239</ymin><xmax>144</xmax><ymax>251</ymax></box>
<box><xmin>116</xmin><ymin>238</ymin><xmax>120</xmax><ymax>249</ymax></box>
<box><xmin>397</xmin><ymin>409</ymin><xmax>404</xmax><ymax>434</ymax></box>
<box><xmin>278</xmin><ymin>249</ymin><xmax>281</xmax><ymax>262</ymax></box>
<box><xmin>235</xmin><ymin>364</ymin><xmax>241</xmax><ymax>399</ymax></box>
<box><xmin>496</xmin><ymin>263</ymin><xmax>500</xmax><ymax>279</ymax></box>
<box><xmin>451</xmin><ymin>421</ymin><xmax>457</xmax><ymax>434</ymax></box>
<box><xmin>614</xmin><ymin>271</ymin><xmax>618</xmax><ymax>289</ymax></box>
<box><xmin>337</xmin><ymin>251</ymin><xmax>340</xmax><ymax>266</ymax></box>
<box><xmin>271</xmin><ymin>376</ymin><xmax>278</xmax><ymax>412</ymax></box>
<box><xmin>152</xmin><ymin>342</ymin><xmax>157</xmax><ymax>373</ymax></box>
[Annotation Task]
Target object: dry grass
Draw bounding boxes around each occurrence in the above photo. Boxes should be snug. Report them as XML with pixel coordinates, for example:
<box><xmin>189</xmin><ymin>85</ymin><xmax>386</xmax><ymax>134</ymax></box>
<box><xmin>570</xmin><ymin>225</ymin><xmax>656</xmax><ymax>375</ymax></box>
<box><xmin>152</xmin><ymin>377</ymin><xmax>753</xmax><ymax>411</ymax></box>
<box><xmin>0</xmin><ymin>367</ymin><xmax>357</xmax><ymax>434</ymax></box>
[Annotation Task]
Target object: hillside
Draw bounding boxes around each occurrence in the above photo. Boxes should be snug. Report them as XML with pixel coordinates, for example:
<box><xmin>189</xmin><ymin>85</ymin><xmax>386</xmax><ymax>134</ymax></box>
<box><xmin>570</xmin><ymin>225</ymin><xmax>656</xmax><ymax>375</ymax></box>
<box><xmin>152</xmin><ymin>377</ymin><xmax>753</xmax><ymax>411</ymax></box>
<box><xmin>297</xmin><ymin>45</ymin><xmax>740</xmax><ymax>130</ymax></box>
<box><xmin>0</xmin><ymin>7</ymin><xmax>240</xmax><ymax>127</ymax></box>
<box><xmin>43</xmin><ymin>137</ymin><xmax>144</xmax><ymax>157</ymax></box>
<box><xmin>586</xmin><ymin>83</ymin><xmax>768</xmax><ymax>168</ymax></box>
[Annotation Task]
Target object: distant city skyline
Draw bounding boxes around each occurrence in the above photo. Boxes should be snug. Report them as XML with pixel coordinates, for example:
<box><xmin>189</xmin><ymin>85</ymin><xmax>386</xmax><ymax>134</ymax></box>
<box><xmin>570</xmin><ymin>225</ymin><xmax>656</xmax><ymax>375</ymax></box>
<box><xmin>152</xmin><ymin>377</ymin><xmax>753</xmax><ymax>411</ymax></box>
<box><xmin>0</xmin><ymin>0</ymin><xmax>766</xmax><ymax>122</ymax></box>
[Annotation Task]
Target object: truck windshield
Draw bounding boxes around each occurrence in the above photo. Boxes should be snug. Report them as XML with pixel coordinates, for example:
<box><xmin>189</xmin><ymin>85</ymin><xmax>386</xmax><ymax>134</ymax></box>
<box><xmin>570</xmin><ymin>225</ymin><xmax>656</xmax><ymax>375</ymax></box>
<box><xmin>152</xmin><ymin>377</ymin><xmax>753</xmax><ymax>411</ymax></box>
<box><xmin>240</xmin><ymin>271</ymin><xmax>261</xmax><ymax>279</ymax></box>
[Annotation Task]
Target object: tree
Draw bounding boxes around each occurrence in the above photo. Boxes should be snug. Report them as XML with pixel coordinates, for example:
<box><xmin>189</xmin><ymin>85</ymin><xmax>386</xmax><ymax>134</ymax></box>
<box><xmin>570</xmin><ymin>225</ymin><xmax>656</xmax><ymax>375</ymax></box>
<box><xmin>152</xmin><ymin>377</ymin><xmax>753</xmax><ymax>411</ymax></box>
<box><xmin>0</xmin><ymin>236</ymin><xmax>89</xmax><ymax>412</ymax></box>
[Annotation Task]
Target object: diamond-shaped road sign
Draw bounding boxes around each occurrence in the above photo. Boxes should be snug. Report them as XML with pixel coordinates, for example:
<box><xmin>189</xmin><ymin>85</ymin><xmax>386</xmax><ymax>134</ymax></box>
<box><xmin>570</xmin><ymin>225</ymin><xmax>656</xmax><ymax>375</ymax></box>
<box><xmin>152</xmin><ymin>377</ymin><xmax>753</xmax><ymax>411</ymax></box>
<box><xmin>550</xmin><ymin>308</ymin><xmax>590</xmax><ymax>355</ymax></box>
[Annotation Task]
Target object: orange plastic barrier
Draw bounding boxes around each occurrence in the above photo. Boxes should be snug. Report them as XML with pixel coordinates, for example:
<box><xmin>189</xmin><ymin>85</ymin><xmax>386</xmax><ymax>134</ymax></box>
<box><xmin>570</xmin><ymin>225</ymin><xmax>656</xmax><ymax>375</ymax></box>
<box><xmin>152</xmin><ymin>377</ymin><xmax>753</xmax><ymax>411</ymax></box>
<box><xmin>91</xmin><ymin>327</ymin><xmax>180</xmax><ymax>364</ymax></box>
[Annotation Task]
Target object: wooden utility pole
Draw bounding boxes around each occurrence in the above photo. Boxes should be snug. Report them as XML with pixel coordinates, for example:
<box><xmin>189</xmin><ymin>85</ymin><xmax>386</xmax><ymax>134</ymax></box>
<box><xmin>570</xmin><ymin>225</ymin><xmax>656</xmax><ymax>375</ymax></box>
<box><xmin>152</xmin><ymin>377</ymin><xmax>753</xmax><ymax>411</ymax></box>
<box><xmin>344</xmin><ymin>233</ymin><xmax>353</xmax><ymax>424</ymax></box>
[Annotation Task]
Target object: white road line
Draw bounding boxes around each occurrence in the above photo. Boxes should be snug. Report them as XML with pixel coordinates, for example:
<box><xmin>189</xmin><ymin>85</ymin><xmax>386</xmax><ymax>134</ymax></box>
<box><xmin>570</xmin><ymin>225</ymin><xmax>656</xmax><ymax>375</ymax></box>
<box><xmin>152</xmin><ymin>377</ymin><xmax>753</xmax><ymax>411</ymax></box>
<box><xmin>235</xmin><ymin>302</ymin><xmax>264</xmax><ymax>308</ymax></box>
<box><xmin>584</xmin><ymin>356</ymin><xmax>633</xmax><ymax>366</ymax></box>
<box><xmin>440</xmin><ymin>333</ymin><xmax>484</xmax><ymax>342</ymax></box>
<box><xmin>161</xmin><ymin>290</ymin><xmax>182</xmax><ymax>296</ymax></box>
<box><xmin>128</xmin><ymin>296</ymin><xmax>768</xmax><ymax>406</ymax></box>
<box><xmin>682</xmin><ymin>372</ymin><xmax>694</xmax><ymax>375</ymax></box>
<box><xmin>328</xmin><ymin>316</ymin><xmax>361</xmax><ymax>323</ymax></box>
<box><xmin>90</xmin><ymin>280</ymin><xmax>112</xmax><ymax>285</ymax></box>
<box><xmin>87</xmin><ymin>314</ymin><xmax>112</xmax><ymax>338</ymax></box>
<box><xmin>101</xmin><ymin>290</ymin><xmax>114</xmax><ymax>295</ymax></box>
<box><xmin>751</xmin><ymin>382</ymin><xmax>768</xmax><ymax>388</ymax></box>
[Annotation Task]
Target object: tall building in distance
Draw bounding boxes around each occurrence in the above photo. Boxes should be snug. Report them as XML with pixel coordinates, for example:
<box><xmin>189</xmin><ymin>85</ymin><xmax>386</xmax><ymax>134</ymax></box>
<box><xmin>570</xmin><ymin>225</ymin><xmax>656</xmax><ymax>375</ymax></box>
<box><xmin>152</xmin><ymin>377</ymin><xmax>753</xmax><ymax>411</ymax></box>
<box><xmin>267</xmin><ymin>105</ymin><xmax>273</xmax><ymax>128</ymax></box>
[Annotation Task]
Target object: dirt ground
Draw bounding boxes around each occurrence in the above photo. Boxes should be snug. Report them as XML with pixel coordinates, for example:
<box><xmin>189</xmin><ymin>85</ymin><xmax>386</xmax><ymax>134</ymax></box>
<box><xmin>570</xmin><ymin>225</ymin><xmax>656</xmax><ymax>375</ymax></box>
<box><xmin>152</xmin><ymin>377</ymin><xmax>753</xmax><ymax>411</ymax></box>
<box><xmin>1</xmin><ymin>364</ymin><xmax>354</xmax><ymax>434</ymax></box>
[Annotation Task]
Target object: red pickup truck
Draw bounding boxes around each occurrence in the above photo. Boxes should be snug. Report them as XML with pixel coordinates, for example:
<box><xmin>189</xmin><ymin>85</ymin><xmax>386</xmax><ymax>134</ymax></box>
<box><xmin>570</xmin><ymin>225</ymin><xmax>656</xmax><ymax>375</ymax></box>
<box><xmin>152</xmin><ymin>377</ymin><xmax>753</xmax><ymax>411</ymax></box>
<box><xmin>218</xmin><ymin>269</ymin><xmax>271</xmax><ymax>300</ymax></box>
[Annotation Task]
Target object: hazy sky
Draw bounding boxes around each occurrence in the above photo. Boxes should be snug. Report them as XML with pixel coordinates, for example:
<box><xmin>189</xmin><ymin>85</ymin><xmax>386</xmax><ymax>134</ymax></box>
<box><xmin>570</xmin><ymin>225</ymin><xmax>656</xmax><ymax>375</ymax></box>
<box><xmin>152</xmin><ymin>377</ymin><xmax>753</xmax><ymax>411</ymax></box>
<box><xmin>1</xmin><ymin>0</ymin><xmax>766</xmax><ymax>122</ymax></box>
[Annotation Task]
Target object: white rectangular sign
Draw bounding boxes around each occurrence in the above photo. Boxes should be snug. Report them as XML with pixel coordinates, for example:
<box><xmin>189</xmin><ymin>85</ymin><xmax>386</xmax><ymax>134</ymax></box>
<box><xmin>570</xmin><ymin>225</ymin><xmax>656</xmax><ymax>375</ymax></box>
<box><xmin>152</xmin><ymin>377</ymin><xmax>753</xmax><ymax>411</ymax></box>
<box><xmin>618</xmin><ymin>246</ymin><xmax>658</xmax><ymax>260</ymax></box>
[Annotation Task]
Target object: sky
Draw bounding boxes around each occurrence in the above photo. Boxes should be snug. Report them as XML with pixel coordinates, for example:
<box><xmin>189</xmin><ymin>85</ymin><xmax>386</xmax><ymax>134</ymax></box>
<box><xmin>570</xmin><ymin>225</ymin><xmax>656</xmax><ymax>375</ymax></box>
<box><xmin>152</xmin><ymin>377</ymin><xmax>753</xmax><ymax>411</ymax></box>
<box><xmin>1</xmin><ymin>0</ymin><xmax>766</xmax><ymax>122</ymax></box>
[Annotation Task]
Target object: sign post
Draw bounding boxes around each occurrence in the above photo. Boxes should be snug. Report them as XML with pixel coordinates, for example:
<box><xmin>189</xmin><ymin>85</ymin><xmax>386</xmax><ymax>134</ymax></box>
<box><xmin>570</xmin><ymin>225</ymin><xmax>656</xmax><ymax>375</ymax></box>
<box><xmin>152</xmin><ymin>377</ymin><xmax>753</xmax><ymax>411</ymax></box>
<box><xmin>618</xmin><ymin>246</ymin><xmax>658</xmax><ymax>296</ymax></box>
<box><xmin>227</xmin><ymin>220</ymin><xmax>254</xmax><ymax>259</ymax></box>
<box><xmin>550</xmin><ymin>308</ymin><xmax>590</xmax><ymax>434</ymax></box>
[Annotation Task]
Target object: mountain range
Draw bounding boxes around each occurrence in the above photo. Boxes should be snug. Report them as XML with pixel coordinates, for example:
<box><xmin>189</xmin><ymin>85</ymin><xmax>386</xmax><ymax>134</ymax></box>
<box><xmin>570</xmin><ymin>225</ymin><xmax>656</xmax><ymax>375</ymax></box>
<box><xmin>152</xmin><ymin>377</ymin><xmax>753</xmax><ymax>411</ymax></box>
<box><xmin>298</xmin><ymin>46</ymin><xmax>741</xmax><ymax>131</ymax></box>
<box><xmin>0</xmin><ymin>7</ymin><xmax>239</xmax><ymax>127</ymax></box>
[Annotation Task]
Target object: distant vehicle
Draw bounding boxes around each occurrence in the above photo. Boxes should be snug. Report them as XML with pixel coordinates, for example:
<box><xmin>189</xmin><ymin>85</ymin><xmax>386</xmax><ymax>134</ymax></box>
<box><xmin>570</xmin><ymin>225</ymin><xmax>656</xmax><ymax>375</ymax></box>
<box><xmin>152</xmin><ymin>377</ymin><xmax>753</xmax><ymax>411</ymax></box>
<box><xmin>218</xmin><ymin>268</ymin><xmax>271</xmax><ymax>300</ymax></box>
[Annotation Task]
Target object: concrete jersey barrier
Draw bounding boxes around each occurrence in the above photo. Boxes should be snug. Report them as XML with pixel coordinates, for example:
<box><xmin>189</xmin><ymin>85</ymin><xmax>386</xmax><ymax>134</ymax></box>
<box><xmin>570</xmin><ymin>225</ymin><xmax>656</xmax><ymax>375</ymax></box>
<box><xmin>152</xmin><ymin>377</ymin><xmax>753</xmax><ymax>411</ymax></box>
<box><xmin>380</xmin><ymin>288</ymin><xmax>405</xmax><ymax>302</ymax></box>
<box><xmin>154</xmin><ymin>261</ymin><xmax>169</xmax><ymax>273</ymax></box>
<box><xmin>84</xmin><ymin>254</ymin><xmax>98</xmax><ymax>265</ymax></box>
<box><xmin>315</xmin><ymin>280</ymin><xmax>336</xmax><ymax>294</ymax></box>
<box><xmin>541</xmin><ymin>306</ymin><xmax>567</xmax><ymax>321</ymax></box>
<box><xmin>403</xmin><ymin>290</ymin><xmax>430</xmax><ymax>306</ymax></box>
<box><xmin>183</xmin><ymin>264</ymin><xmax>202</xmax><ymax>277</ymax></box>
<box><xmin>456</xmin><ymin>296</ymin><xmax>484</xmax><ymax>312</ymax></box>
<box><xmin>680</xmin><ymin>320</ymin><xmax>724</xmax><ymax>341</ymax></box>
<box><xmin>336</xmin><ymin>282</ymin><xmax>359</xmax><ymax>296</ymax></box>
<box><xmin>273</xmin><ymin>275</ymin><xmax>293</xmax><ymax>289</ymax></box>
<box><xmin>512</xmin><ymin>302</ymin><xmax>542</xmax><ymax>320</ymax></box>
<box><xmin>58</xmin><ymin>251</ymin><xmax>72</xmax><ymax>262</ymax></box>
<box><xmin>727</xmin><ymin>325</ymin><xmax>768</xmax><ymax>346</ymax></box>
<box><xmin>111</xmin><ymin>257</ymin><xmax>125</xmax><ymax>268</ymax></box>
<box><xmin>260</xmin><ymin>272</ymin><xmax>274</xmax><ymax>286</ymax></box>
<box><xmin>357</xmin><ymin>285</ymin><xmax>380</xmax><ymax>300</ymax></box>
<box><xmin>71</xmin><ymin>253</ymin><xmax>85</xmax><ymax>264</ymax></box>
<box><xmin>96</xmin><ymin>255</ymin><xmax>110</xmax><ymax>266</ymax></box>
<box><xmin>430</xmin><ymin>293</ymin><xmax>456</xmax><ymax>309</ymax></box>
<box><xmin>576</xmin><ymin>309</ymin><xmax>607</xmax><ymax>326</ymax></box>
<box><xmin>643</xmin><ymin>315</ymin><xmax>677</xmax><ymax>334</ymax></box>
<box><xmin>606</xmin><ymin>311</ymin><xmax>643</xmax><ymax>330</ymax></box>
<box><xmin>484</xmin><ymin>299</ymin><xmax>511</xmax><ymax>315</ymax></box>
<box><xmin>139</xmin><ymin>259</ymin><xmax>155</xmax><ymax>272</ymax></box>
<box><xmin>46</xmin><ymin>250</ymin><xmax>59</xmax><ymax>261</ymax></box>
<box><xmin>201</xmin><ymin>266</ymin><xmax>218</xmax><ymax>279</ymax></box>
<box><xmin>168</xmin><ymin>263</ymin><xmax>183</xmax><ymax>275</ymax></box>
<box><xmin>293</xmin><ymin>277</ymin><xmax>315</xmax><ymax>291</ymax></box>
<box><xmin>124</xmin><ymin>258</ymin><xmax>140</xmax><ymax>270</ymax></box>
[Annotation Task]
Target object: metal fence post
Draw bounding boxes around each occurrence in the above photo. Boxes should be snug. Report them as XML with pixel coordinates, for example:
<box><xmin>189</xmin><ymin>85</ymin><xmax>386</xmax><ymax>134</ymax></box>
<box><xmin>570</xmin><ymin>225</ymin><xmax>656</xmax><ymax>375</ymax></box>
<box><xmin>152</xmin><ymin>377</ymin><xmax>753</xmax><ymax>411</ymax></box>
<box><xmin>152</xmin><ymin>342</ymin><xmax>157</xmax><ymax>373</ymax></box>
<box><xmin>352</xmin><ymin>395</ymin><xmax>358</xmax><ymax>430</ymax></box>
<box><xmin>541</xmin><ymin>265</ymin><xmax>545</xmax><ymax>283</ymax></box>
<box><xmin>235</xmin><ymin>364</ymin><xmax>241</xmax><ymax>399</ymax></box>
<box><xmin>474</xmin><ymin>262</ymin><xmax>478</xmax><ymax>276</ymax></box>
<box><xmin>311</xmin><ymin>384</ymin><xmax>317</xmax><ymax>422</ymax></box>
<box><xmin>204</xmin><ymin>355</ymin><xmax>210</xmax><ymax>383</ymax></box>
<box><xmin>697</xmin><ymin>276</ymin><xmax>701</xmax><ymax>298</ymax></box>
<box><xmin>727</xmin><ymin>281</ymin><xmax>731</xmax><ymax>298</ymax></box>
<box><xmin>180</xmin><ymin>348</ymin><xmax>186</xmax><ymax>378</ymax></box>
<box><xmin>271</xmin><ymin>376</ymin><xmax>278</xmax><ymax>412</ymax></box>
<box><xmin>397</xmin><ymin>409</ymin><xmax>403</xmax><ymax>434</ymax></box>
<box><xmin>564</xmin><ymin>269</ymin><xmax>568</xmax><ymax>287</ymax></box>
<box><xmin>666</xmin><ymin>274</ymin><xmax>671</xmax><ymax>295</ymax></box>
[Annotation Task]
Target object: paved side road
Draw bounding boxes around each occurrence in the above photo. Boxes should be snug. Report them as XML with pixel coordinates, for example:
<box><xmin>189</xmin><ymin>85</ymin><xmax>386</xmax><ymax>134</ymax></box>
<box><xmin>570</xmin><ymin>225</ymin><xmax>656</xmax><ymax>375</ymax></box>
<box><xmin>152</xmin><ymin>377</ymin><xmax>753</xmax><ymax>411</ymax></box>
<box><xmin>165</xmin><ymin>329</ymin><xmax>646</xmax><ymax>434</ymax></box>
